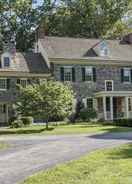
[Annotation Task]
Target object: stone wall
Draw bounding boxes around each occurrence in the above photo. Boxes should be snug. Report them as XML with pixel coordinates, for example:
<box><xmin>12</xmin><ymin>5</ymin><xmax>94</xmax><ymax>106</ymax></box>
<box><xmin>53</xmin><ymin>64</ymin><xmax>132</xmax><ymax>98</ymax></box>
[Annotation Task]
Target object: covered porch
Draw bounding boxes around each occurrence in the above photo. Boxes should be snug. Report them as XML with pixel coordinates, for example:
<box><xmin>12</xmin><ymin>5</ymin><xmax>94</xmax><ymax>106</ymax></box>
<box><xmin>95</xmin><ymin>91</ymin><xmax>132</xmax><ymax>121</ymax></box>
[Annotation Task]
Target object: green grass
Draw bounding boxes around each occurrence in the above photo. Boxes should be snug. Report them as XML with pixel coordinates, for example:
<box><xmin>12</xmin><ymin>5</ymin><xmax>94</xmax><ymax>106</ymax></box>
<box><xmin>0</xmin><ymin>142</ymin><xmax>8</xmax><ymax>150</ymax></box>
<box><xmin>1</xmin><ymin>123</ymin><xmax>132</xmax><ymax>135</ymax></box>
<box><xmin>22</xmin><ymin>144</ymin><xmax>132</xmax><ymax>184</ymax></box>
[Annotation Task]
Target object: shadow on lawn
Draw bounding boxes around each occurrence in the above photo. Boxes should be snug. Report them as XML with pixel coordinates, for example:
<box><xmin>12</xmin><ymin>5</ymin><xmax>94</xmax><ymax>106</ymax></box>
<box><xmin>88</xmin><ymin>127</ymin><xmax>132</xmax><ymax>141</ymax></box>
<box><xmin>0</xmin><ymin>127</ymin><xmax>54</xmax><ymax>135</ymax></box>
<box><xmin>107</xmin><ymin>144</ymin><xmax>132</xmax><ymax>160</ymax></box>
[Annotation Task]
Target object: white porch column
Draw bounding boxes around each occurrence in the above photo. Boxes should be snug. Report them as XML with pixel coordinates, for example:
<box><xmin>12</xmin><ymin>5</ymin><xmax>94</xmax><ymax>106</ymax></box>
<box><xmin>110</xmin><ymin>97</ymin><xmax>113</xmax><ymax>120</ymax></box>
<box><xmin>125</xmin><ymin>97</ymin><xmax>129</xmax><ymax>119</ymax></box>
<box><xmin>103</xmin><ymin>96</ymin><xmax>107</xmax><ymax>120</ymax></box>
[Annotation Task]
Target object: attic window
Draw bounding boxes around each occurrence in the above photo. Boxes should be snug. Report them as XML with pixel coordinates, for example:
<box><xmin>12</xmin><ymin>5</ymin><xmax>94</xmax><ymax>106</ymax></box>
<box><xmin>3</xmin><ymin>57</ymin><xmax>10</xmax><ymax>67</ymax></box>
<box><xmin>99</xmin><ymin>41</ymin><xmax>109</xmax><ymax>57</ymax></box>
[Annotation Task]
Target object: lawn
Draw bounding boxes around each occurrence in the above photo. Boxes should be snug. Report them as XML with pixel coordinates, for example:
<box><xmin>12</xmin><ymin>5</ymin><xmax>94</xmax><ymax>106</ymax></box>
<box><xmin>1</xmin><ymin>123</ymin><xmax>132</xmax><ymax>135</ymax></box>
<box><xmin>0</xmin><ymin>142</ymin><xmax>8</xmax><ymax>150</ymax></box>
<box><xmin>22</xmin><ymin>144</ymin><xmax>132</xmax><ymax>184</ymax></box>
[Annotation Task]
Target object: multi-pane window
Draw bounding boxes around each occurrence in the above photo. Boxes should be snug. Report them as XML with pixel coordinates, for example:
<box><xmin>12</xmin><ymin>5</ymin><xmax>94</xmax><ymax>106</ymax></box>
<box><xmin>105</xmin><ymin>80</ymin><xmax>113</xmax><ymax>91</ymax></box>
<box><xmin>87</xmin><ymin>98</ymin><xmax>93</xmax><ymax>111</ymax></box>
<box><xmin>20</xmin><ymin>79</ymin><xmax>27</xmax><ymax>88</ymax></box>
<box><xmin>64</xmin><ymin>67</ymin><xmax>72</xmax><ymax>81</ymax></box>
<box><xmin>85</xmin><ymin>67</ymin><xmax>93</xmax><ymax>81</ymax></box>
<box><xmin>4</xmin><ymin>57</ymin><xmax>10</xmax><ymax>67</ymax></box>
<box><xmin>123</xmin><ymin>68</ymin><xmax>131</xmax><ymax>82</ymax></box>
<box><xmin>0</xmin><ymin>79</ymin><xmax>7</xmax><ymax>90</ymax></box>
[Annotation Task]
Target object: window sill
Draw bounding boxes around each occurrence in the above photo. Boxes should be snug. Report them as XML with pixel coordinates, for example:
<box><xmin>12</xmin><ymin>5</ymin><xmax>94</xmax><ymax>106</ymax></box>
<box><xmin>0</xmin><ymin>89</ymin><xmax>7</xmax><ymax>91</ymax></box>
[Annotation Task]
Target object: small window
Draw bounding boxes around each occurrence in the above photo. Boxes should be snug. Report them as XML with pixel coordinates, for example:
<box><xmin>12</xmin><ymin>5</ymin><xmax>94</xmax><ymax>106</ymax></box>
<box><xmin>124</xmin><ymin>68</ymin><xmax>131</xmax><ymax>82</ymax></box>
<box><xmin>64</xmin><ymin>67</ymin><xmax>72</xmax><ymax>81</ymax></box>
<box><xmin>0</xmin><ymin>79</ymin><xmax>7</xmax><ymax>90</ymax></box>
<box><xmin>4</xmin><ymin>57</ymin><xmax>10</xmax><ymax>67</ymax></box>
<box><xmin>87</xmin><ymin>98</ymin><xmax>93</xmax><ymax>111</ymax></box>
<box><xmin>105</xmin><ymin>80</ymin><xmax>113</xmax><ymax>91</ymax></box>
<box><xmin>0</xmin><ymin>104</ymin><xmax>6</xmax><ymax>113</ymax></box>
<box><xmin>20</xmin><ymin>79</ymin><xmax>27</xmax><ymax>88</ymax></box>
<box><xmin>99</xmin><ymin>41</ymin><xmax>109</xmax><ymax>57</ymax></box>
<box><xmin>85</xmin><ymin>67</ymin><xmax>93</xmax><ymax>81</ymax></box>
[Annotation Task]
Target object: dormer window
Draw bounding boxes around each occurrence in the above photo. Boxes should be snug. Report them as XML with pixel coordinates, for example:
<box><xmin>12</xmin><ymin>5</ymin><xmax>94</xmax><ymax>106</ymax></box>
<box><xmin>1</xmin><ymin>52</ymin><xmax>11</xmax><ymax>68</ymax></box>
<box><xmin>4</xmin><ymin>57</ymin><xmax>10</xmax><ymax>67</ymax></box>
<box><xmin>99</xmin><ymin>40</ymin><xmax>109</xmax><ymax>57</ymax></box>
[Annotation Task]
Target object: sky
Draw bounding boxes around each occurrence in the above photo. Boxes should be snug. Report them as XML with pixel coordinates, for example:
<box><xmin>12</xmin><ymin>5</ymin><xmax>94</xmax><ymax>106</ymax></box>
<box><xmin>32</xmin><ymin>0</ymin><xmax>44</xmax><ymax>8</ymax></box>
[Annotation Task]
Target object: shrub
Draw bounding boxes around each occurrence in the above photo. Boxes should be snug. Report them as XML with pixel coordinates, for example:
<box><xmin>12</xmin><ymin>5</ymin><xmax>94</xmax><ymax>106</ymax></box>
<box><xmin>79</xmin><ymin>109</ymin><xmax>97</xmax><ymax>121</ymax></box>
<box><xmin>10</xmin><ymin>120</ymin><xmax>24</xmax><ymax>128</ymax></box>
<box><xmin>114</xmin><ymin>119</ymin><xmax>132</xmax><ymax>127</ymax></box>
<box><xmin>21</xmin><ymin>116</ymin><xmax>33</xmax><ymax>126</ymax></box>
<box><xmin>8</xmin><ymin>116</ymin><xmax>17</xmax><ymax>126</ymax></box>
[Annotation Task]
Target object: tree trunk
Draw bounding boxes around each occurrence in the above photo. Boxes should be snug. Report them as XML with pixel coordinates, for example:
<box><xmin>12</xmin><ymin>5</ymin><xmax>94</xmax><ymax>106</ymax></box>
<box><xmin>46</xmin><ymin>119</ymin><xmax>49</xmax><ymax>130</ymax></box>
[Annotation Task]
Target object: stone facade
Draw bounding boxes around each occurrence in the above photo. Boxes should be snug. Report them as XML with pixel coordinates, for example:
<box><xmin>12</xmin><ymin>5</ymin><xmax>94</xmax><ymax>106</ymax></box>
<box><xmin>53</xmin><ymin>63</ymin><xmax>132</xmax><ymax>98</ymax></box>
<box><xmin>0</xmin><ymin>77</ymin><xmax>42</xmax><ymax>125</ymax></box>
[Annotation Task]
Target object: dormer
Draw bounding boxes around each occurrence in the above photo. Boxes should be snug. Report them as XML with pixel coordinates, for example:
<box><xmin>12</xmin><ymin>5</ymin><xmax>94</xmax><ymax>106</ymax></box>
<box><xmin>92</xmin><ymin>40</ymin><xmax>110</xmax><ymax>57</ymax></box>
<box><xmin>99</xmin><ymin>40</ymin><xmax>110</xmax><ymax>57</ymax></box>
<box><xmin>1</xmin><ymin>52</ymin><xmax>11</xmax><ymax>68</ymax></box>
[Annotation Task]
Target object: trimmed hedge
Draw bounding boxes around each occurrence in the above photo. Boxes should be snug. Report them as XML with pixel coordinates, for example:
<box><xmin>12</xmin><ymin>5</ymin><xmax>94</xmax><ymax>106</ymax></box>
<box><xmin>79</xmin><ymin>109</ymin><xmax>97</xmax><ymax>121</ymax></box>
<box><xmin>114</xmin><ymin>119</ymin><xmax>132</xmax><ymax>127</ymax></box>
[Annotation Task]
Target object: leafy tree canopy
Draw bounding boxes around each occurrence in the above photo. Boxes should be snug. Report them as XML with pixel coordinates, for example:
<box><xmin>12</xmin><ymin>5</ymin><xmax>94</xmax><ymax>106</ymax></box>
<box><xmin>43</xmin><ymin>0</ymin><xmax>132</xmax><ymax>38</ymax></box>
<box><xmin>0</xmin><ymin>0</ymin><xmax>131</xmax><ymax>52</ymax></box>
<box><xmin>16</xmin><ymin>81</ymin><xmax>74</xmax><ymax>124</ymax></box>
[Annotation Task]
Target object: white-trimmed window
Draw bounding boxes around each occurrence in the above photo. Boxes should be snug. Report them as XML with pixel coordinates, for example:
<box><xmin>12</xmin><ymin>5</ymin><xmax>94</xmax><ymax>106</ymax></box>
<box><xmin>3</xmin><ymin>57</ymin><xmax>10</xmax><ymax>67</ymax></box>
<box><xmin>1</xmin><ymin>52</ymin><xmax>11</xmax><ymax>68</ymax></box>
<box><xmin>64</xmin><ymin>67</ymin><xmax>72</xmax><ymax>81</ymax></box>
<box><xmin>123</xmin><ymin>68</ymin><xmax>131</xmax><ymax>82</ymax></box>
<box><xmin>0</xmin><ymin>78</ymin><xmax>7</xmax><ymax>90</ymax></box>
<box><xmin>85</xmin><ymin>67</ymin><xmax>93</xmax><ymax>81</ymax></box>
<box><xmin>20</xmin><ymin>79</ymin><xmax>27</xmax><ymax>88</ymax></box>
<box><xmin>105</xmin><ymin>80</ymin><xmax>113</xmax><ymax>91</ymax></box>
<box><xmin>87</xmin><ymin>98</ymin><xmax>93</xmax><ymax>111</ymax></box>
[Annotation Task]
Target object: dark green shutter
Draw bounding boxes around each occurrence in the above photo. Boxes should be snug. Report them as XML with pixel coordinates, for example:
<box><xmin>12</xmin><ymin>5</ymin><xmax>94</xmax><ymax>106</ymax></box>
<box><xmin>93</xmin><ymin>68</ymin><xmax>96</xmax><ymax>82</ymax></box>
<box><xmin>72</xmin><ymin>67</ymin><xmax>75</xmax><ymax>82</ymax></box>
<box><xmin>131</xmin><ymin>69</ymin><xmax>132</xmax><ymax>83</ymax></box>
<box><xmin>7</xmin><ymin>79</ymin><xmax>10</xmax><ymax>89</ymax></box>
<box><xmin>3</xmin><ymin>104</ymin><xmax>6</xmax><ymax>113</ymax></box>
<box><xmin>82</xmin><ymin>67</ymin><xmax>85</xmax><ymax>81</ymax></box>
<box><xmin>60</xmin><ymin>67</ymin><xmax>64</xmax><ymax>81</ymax></box>
<box><xmin>121</xmin><ymin>69</ymin><xmax>124</xmax><ymax>82</ymax></box>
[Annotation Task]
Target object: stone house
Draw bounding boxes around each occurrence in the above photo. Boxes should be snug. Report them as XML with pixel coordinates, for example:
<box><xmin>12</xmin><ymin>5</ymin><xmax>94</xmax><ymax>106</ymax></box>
<box><xmin>1</xmin><ymin>34</ymin><xmax>132</xmax><ymax>125</ymax></box>
<box><xmin>37</xmin><ymin>34</ymin><xmax>132</xmax><ymax>121</ymax></box>
<box><xmin>0</xmin><ymin>51</ymin><xmax>49</xmax><ymax>126</ymax></box>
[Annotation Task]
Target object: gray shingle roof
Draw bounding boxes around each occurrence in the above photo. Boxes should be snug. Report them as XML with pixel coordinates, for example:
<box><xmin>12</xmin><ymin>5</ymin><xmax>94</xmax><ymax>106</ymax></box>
<box><xmin>40</xmin><ymin>36</ymin><xmax>132</xmax><ymax>61</ymax></box>
<box><xmin>0</xmin><ymin>53</ymin><xmax>50</xmax><ymax>74</ymax></box>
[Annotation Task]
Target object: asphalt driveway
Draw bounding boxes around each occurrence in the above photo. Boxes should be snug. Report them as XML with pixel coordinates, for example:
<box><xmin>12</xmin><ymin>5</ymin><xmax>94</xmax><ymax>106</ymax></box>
<box><xmin>1</xmin><ymin>132</ymin><xmax>132</xmax><ymax>184</ymax></box>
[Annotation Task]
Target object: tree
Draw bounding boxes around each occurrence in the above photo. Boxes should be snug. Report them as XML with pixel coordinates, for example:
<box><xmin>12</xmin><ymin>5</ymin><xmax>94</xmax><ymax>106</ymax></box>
<box><xmin>0</xmin><ymin>0</ymin><xmax>44</xmax><ymax>52</ymax></box>
<box><xmin>42</xmin><ymin>0</ymin><xmax>131</xmax><ymax>38</ymax></box>
<box><xmin>16</xmin><ymin>81</ymin><xmax>74</xmax><ymax>129</ymax></box>
<box><xmin>105</xmin><ymin>20</ymin><xmax>132</xmax><ymax>39</ymax></box>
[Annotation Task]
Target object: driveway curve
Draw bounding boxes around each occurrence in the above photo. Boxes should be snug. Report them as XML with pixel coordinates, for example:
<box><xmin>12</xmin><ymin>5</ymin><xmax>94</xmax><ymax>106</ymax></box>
<box><xmin>0</xmin><ymin>132</ymin><xmax>132</xmax><ymax>184</ymax></box>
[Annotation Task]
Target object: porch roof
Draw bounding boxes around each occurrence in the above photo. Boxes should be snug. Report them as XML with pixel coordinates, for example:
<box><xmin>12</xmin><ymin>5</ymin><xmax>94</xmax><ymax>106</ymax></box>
<box><xmin>95</xmin><ymin>91</ymin><xmax>132</xmax><ymax>97</ymax></box>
